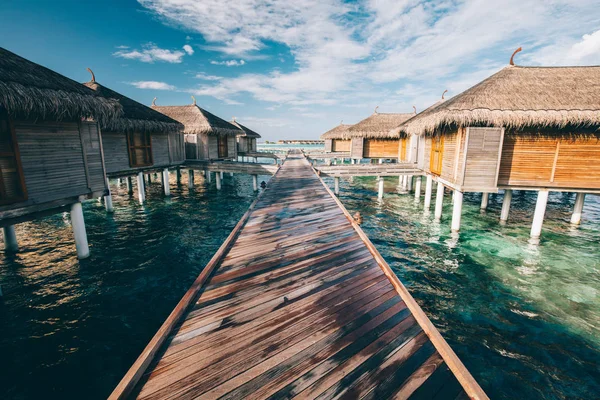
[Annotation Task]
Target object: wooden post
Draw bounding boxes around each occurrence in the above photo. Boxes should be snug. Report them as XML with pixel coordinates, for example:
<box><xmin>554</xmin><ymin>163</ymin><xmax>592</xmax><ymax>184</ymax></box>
<box><xmin>3</xmin><ymin>225</ymin><xmax>18</xmax><ymax>252</ymax></box>
<box><xmin>70</xmin><ymin>202</ymin><xmax>90</xmax><ymax>259</ymax></box>
<box><xmin>162</xmin><ymin>168</ymin><xmax>170</xmax><ymax>196</ymax></box>
<box><xmin>414</xmin><ymin>176</ymin><xmax>422</xmax><ymax>203</ymax></box>
<box><xmin>252</xmin><ymin>175</ymin><xmax>258</xmax><ymax>191</ymax></box>
<box><xmin>435</xmin><ymin>182</ymin><xmax>444</xmax><ymax>220</ymax></box>
<box><xmin>334</xmin><ymin>177</ymin><xmax>340</xmax><ymax>195</ymax></box>
<box><xmin>500</xmin><ymin>189</ymin><xmax>512</xmax><ymax>223</ymax></box>
<box><xmin>480</xmin><ymin>193</ymin><xmax>489</xmax><ymax>210</ymax></box>
<box><xmin>188</xmin><ymin>170</ymin><xmax>194</xmax><ymax>189</ymax></box>
<box><xmin>451</xmin><ymin>191</ymin><xmax>464</xmax><ymax>232</ymax></box>
<box><xmin>147</xmin><ymin>174</ymin><xmax>152</xmax><ymax>185</ymax></box>
<box><xmin>126</xmin><ymin>177</ymin><xmax>133</xmax><ymax>194</ymax></box>
<box><xmin>136</xmin><ymin>172</ymin><xmax>145</xmax><ymax>204</ymax></box>
<box><xmin>424</xmin><ymin>175</ymin><xmax>433</xmax><ymax>211</ymax></box>
<box><xmin>216</xmin><ymin>171</ymin><xmax>222</xmax><ymax>190</ymax></box>
<box><xmin>571</xmin><ymin>193</ymin><xmax>585</xmax><ymax>225</ymax></box>
<box><xmin>530</xmin><ymin>190</ymin><xmax>549</xmax><ymax>238</ymax></box>
<box><xmin>176</xmin><ymin>168</ymin><xmax>181</xmax><ymax>185</ymax></box>
<box><xmin>377</xmin><ymin>176</ymin><xmax>384</xmax><ymax>199</ymax></box>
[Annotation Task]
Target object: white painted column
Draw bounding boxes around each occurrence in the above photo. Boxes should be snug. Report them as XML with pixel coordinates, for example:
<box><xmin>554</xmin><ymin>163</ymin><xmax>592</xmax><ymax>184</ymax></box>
<box><xmin>378</xmin><ymin>159</ymin><xmax>383</xmax><ymax>164</ymax></box>
<box><xmin>407</xmin><ymin>175</ymin><xmax>413</xmax><ymax>192</ymax></box>
<box><xmin>220</xmin><ymin>171</ymin><xmax>224</xmax><ymax>180</ymax></box>
<box><xmin>188</xmin><ymin>170</ymin><xmax>194</xmax><ymax>189</ymax></box>
<box><xmin>70</xmin><ymin>202</ymin><xmax>90</xmax><ymax>259</ymax></box>
<box><xmin>451</xmin><ymin>191</ymin><xmax>464</xmax><ymax>232</ymax></box>
<box><xmin>252</xmin><ymin>175</ymin><xmax>258</xmax><ymax>191</ymax></box>
<box><xmin>570</xmin><ymin>193</ymin><xmax>586</xmax><ymax>225</ymax></box>
<box><xmin>500</xmin><ymin>189</ymin><xmax>512</xmax><ymax>223</ymax></box>
<box><xmin>3</xmin><ymin>225</ymin><xmax>18</xmax><ymax>252</ymax></box>
<box><xmin>334</xmin><ymin>177</ymin><xmax>340</xmax><ymax>195</ymax></box>
<box><xmin>530</xmin><ymin>190</ymin><xmax>549</xmax><ymax>238</ymax></box>
<box><xmin>351</xmin><ymin>158</ymin><xmax>355</xmax><ymax>165</ymax></box>
<box><xmin>481</xmin><ymin>193</ymin><xmax>489</xmax><ymax>210</ymax></box>
<box><xmin>424</xmin><ymin>175</ymin><xmax>433</xmax><ymax>211</ymax></box>
<box><xmin>377</xmin><ymin>176</ymin><xmax>384</xmax><ymax>200</ymax></box>
<box><xmin>434</xmin><ymin>182</ymin><xmax>445</xmax><ymax>220</ymax></box>
<box><xmin>126</xmin><ymin>177</ymin><xmax>133</xmax><ymax>194</ymax></box>
<box><xmin>136</xmin><ymin>172</ymin><xmax>145</xmax><ymax>204</ymax></box>
<box><xmin>414</xmin><ymin>176</ymin><xmax>422</xmax><ymax>203</ymax></box>
<box><xmin>216</xmin><ymin>172</ymin><xmax>222</xmax><ymax>190</ymax></box>
<box><xmin>230</xmin><ymin>172</ymin><xmax>234</xmax><ymax>177</ymax></box>
<box><xmin>254</xmin><ymin>157</ymin><xmax>258</xmax><ymax>163</ymax></box>
<box><xmin>104</xmin><ymin>192</ymin><xmax>114</xmax><ymax>213</ymax></box>
<box><xmin>117</xmin><ymin>178</ymin><xmax>122</xmax><ymax>185</ymax></box>
<box><xmin>162</xmin><ymin>168</ymin><xmax>170</xmax><ymax>196</ymax></box>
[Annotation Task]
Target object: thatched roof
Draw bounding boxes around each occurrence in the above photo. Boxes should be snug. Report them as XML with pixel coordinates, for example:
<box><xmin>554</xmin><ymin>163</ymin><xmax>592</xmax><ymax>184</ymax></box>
<box><xmin>0</xmin><ymin>47</ymin><xmax>122</xmax><ymax>123</ymax></box>
<box><xmin>230</xmin><ymin>119</ymin><xmax>261</xmax><ymax>138</ymax></box>
<box><xmin>398</xmin><ymin>65</ymin><xmax>600</xmax><ymax>136</ymax></box>
<box><xmin>320</xmin><ymin>123</ymin><xmax>352</xmax><ymax>139</ymax></box>
<box><xmin>84</xmin><ymin>77</ymin><xmax>182</xmax><ymax>133</ymax></box>
<box><xmin>152</xmin><ymin>101</ymin><xmax>241</xmax><ymax>136</ymax></box>
<box><xmin>347</xmin><ymin>111</ymin><xmax>415</xmax><ymax>138</ymax></box>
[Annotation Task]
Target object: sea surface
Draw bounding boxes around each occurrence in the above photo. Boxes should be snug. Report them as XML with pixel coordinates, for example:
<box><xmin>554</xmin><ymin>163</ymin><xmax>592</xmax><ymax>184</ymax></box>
<box><xmin>0</xmin><ymin>147</ymin><xmax>599</xmax><ymax>399</ymax></box>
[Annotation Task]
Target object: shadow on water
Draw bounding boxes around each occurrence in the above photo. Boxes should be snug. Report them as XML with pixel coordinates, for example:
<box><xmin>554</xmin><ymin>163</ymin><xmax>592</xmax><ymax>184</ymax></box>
<box><xmin>325</xmin><ymin>175</ymin><xmax>600</xmax><ymax>400</ymax></box>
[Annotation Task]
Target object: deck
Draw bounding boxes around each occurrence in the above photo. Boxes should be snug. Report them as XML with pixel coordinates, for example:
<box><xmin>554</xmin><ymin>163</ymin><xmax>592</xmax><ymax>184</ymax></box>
<box><xmin>110</xmin><ymin>152</ymin><xmax>486</xmax><ymax>400</ymax></box>
<box><xmin>315</xmin><ymin>164</ymin><xmax>424</xmax><ymax>177</ymax></box>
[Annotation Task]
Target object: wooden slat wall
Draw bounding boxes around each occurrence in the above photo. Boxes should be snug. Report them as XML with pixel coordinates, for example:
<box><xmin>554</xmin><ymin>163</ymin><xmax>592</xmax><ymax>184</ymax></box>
<box><xmin>324</xmin><ymin>139</ymin><xmax>333</xmax><ymax>153</ymax></box>
<box><xmin>227</xmin><ymin>135</ymin><xmax>237</xmax><ymax>159</ymax></box>
<box><xmin>237</xmin><ymin>137</ymin><xmax>249</xmax><ymax>153</ymax></box>
<box><xmin>249</xmin><ymin>138</ymin><xmax>257</xmax><ymax>152</ymax></box>
<box><xmin>363</xmin><ymin>139</ymin><xmax>400</xmax><ymax>158</ymax></box>
<box><xmin>152</xmin><ymin>134</ymin><xmax>170</xmax><ymax>167</ymax></box>
<box><xmin>439</xmin><ymin>134</ymin><xmax>457</xmax><ymax>183</ymax></box>
<box><xmin>422</xmin><ymin>137</ymin><xmax>431</xmax><ymax>171</ymax></box>
<box><xmin>332</xmin><ymin>139</ymin><xmax>351</xmax><ymax>152</ymax></box>
<box><xmin>462</xmin><ymin>128</ymin><xmax>503</xmax><ymax>191</ymax></box>
<box><xmin>102</xmin><ymin>132</ymin><xmax>132</xmax><ymax>173</ymax></box>
<box><xmin>169</xmin><ymin>133</ymin><xmax>184</xmax><ymax>163</ymax></box>
<box><xmin>80</xmin><ymin>122</ymin><xmax>107</xmax><ymax>193</ymax></box>
<box><xmin>498</xmin><ymin>135</ymin><xmax>600</xmax><ymax>189</ymax></box>
<box><xmin>208</xmin><ymin>136</ymin><xmax>219</xmax><ymax>160</ymax></box>
<box><xmin>351</xmin><ymin>137</ymin><xmax>363</xmax><ymax>158</ymax></box>
<box><xmin>184</xmin><ymin>134</ymin><xmax>197</xmax><ymax>160</ymax></box>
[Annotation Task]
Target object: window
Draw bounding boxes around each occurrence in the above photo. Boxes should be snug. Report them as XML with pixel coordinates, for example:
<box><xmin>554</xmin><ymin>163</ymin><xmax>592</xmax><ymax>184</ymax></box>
<box><xmin>127</xmin><ymin>132</ymin><xmax>153</xmax><ymax>167</ymax></box>
<box><xmin>218</xmin><ymin>136</ymin><xmax>228</xmax><ymax>158</ymax></box>
<box><xmin>430</xmin><ymin>135</ymin><xmax>444</xmax><ymax>175</ymax></box>
<box><xmin>0</xmin><ymin>110</ymin><xmax>27</xmax><ymax>205</ymax></box>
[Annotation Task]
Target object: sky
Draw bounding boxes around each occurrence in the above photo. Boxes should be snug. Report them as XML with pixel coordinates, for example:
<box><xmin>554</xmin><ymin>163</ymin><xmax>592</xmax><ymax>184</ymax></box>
<box><xmin>1</xmin><ymin>0</ymin><xmax>600</xmax><ymax>141</ymax></box>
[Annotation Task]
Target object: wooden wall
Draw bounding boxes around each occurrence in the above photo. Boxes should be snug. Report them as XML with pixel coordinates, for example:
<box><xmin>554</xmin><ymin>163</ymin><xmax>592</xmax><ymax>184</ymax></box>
<box><xmin>249</xmin><ymin>138</ymin><xmax>257</xmax><ymax>152</ymax></box>
<box><xmin>332</xmin><ymin>139</ymin><xmax>350</xmax><ymax>152</ymax></box>
<box><xmin>80</xmin><ymin>122</ymin><xmax>106</xmax><ymax>193</ymax></box>
<box><xmin>208</xmin><ymin>135</ymin><xmax>219</xmax><ymax>159</ymax></box>
<box><xmin>237</xmin><ymin>137</ymin><xmax>249</xmax><ymax>153</ymax></box>
<box><xmin>351</xmin><ymin>138</ymin><xmax>363</xmax><ymax>159</ymax></box>
<box><xmin>363</xmin><ymin>139</ymin><xmax>400</xmax><ymax>159</ymax></box>
<box><xmin>169</xmin><ymin>133</ymin><xmax>185</xmax><ymax>163</ymax></box>
<box><xmin>462</xmin><ymin>127</ymin><xmax>503</xmax><ymax>192</ymax></box>
<box><xmin>498</xmin><ymin>135</ymin><xmax>600</xmax><ymax>189</ymax></box>
<box><xmin>227</xmin><ymin>135</ymin><xmax>237</xmax><ymax>159</ymax></box>
<box><xmin>324</xmin><ymin>139</ymin><xmax>333</xmax><ymax>153</ymax></box>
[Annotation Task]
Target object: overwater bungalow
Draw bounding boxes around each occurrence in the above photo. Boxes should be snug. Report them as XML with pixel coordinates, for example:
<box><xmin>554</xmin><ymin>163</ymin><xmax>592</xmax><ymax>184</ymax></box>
<box><xmin>0</xmin><ymin>48</ymin><xmax>121</xmax><ymax>259</ymax></box>
<box><xmin>347</xmin><ymin>108</ymin><xmax>415</xmax><ymax>162</ymax></box>
<box><xmin>152</xmin><ymin>98</ymin><xmax>240</xmax><ymax>162</ymax></box>
<box><xmin>395</xmin><ymin>49</ymin><xmax>600</xmax><ymax>236</ymax></box>
<box><xmin>84</xmin><ymin>71</ymin><xmax>184</xmax><ymax>205</ymax></box>
<box><xmin>230</xmin><ymin>118</ymin><xmax>260</xmax><ymax>156</ymax></box>
<box><xmin>321</xmin><ymin>122</ymin><xmax>351</xmax><ymax>153</ymax></box>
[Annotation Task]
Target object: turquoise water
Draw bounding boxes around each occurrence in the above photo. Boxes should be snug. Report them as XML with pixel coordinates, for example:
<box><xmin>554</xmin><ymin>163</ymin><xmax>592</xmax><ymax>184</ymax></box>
<box><xmin>0</xmin><ymin>158</ymin><xmax>599</xmax><ymax>399</ymax></box>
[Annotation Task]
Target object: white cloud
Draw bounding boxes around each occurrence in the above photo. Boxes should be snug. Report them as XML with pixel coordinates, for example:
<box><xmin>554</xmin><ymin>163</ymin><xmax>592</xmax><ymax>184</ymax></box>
<box><xmin>182</xmin><ymin>44</ymin><xmax>194</xmax><ymax>55</ymax></box>
<box><xmin>113</xmin><ymin>43</ymin><xmax>186</xmax><ymax>63</ymax></box>
<box><xmin>195</xmin><ymin>72</ymin><xmax>222</xmax><ymax>81</ymax></box>
<box><xmin>531</xmin><ymin>29</ymin><xmax>600</xmax><ymax>66</ymax></box>
<box><xmin>210</xmin><ymin>59</ymin><xmax>246</xmax><ymax>67</ymax></box>
<box><xmin>129</xmin><ymin>81</ymin><xmax>176</xmax><ymax>90</ymax></box>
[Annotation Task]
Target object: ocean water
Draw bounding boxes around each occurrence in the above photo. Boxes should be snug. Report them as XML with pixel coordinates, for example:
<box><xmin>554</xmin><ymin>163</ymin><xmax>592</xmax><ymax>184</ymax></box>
<box><xmin>0</xmin><ymin>154</ymin><xmax>599</xmax><ymax>399</ymax></box>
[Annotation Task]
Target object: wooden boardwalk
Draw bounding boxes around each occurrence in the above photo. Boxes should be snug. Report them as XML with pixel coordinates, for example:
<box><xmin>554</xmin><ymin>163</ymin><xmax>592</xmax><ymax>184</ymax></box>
<box><xmin>111</xmin><ymin>152</ymin><xmax>486</xmax><ymax>400</ymax></box>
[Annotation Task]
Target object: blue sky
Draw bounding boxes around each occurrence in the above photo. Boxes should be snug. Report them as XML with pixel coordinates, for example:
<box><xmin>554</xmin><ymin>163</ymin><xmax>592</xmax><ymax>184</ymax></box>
<box><xmin>1</xmin><ymin>0</ymin><xmax>600</xmax><ymax>140</ymax></box>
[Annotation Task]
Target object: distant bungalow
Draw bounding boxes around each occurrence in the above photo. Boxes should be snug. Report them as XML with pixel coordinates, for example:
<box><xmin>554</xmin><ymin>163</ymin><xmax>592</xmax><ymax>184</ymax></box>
<box><xmin>321</xmin><ymin>122</ymin><xmax>352</xmax><ymax>153</ymax></box>
<box><xmin>83</xmin><ymin>70</ymin><xmax>184</xmax><ymax>204</ymax></box>
<box><xmin>347</xmin><ymin>108</ymin><xmax>415</xmax><ymax>161</ymax></box>
<box><xmin>230</xmin><ymin>118</ymin><xmax>261</xmax><ymax>156</ymax></box>
<box><xmin>395</xmin><ymin>48</ymin><xmax>600</xmax><ymax>236</ymax></box>
<box><xmin>0</xmin><ymin>47</ymin><xmax>121</xmax><ymax>258</ymax></box>
<box><xmin>152</xmin><ymin>98</ymin><xmax>240</xmax><ymax>161</ymax></box>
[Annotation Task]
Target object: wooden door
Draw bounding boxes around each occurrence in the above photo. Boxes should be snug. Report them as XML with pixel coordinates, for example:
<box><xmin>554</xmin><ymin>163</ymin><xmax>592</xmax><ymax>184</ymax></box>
<box><xmin>399</xmin><ymin>138</ymin><xmax>407</xmax><ymax>161</ymax></box>
<box><xmin>430</xmin><ymin>135</ymin><xmax>444</xmax><ymax>175</ymax></box>
<box><xmin>218</xmin><ymin>136</ymin><xmax>228</xmax><ymax>158</ymax></box>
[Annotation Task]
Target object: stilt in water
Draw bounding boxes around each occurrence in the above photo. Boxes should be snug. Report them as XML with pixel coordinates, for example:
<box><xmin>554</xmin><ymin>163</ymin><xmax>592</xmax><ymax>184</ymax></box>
<box><xmin>136</xmin><ymin>172</ymin><xmax>145</xmax><ymax>204</ymax></box>
<box><xmin>252</xmin><ymin>175</ymin><xmax>258</xmax><ymax>191</ymax></box>
<box><xmin>451</xmin><ymin>191</ymin><xmax>464</xmax><ymax>232</ymax></box>
<box><xmin>220</xmin><ymin>171</ymin><xmax>224</xmax><ymax>180</ymax></box>
<box><xmin>571</xmin><ymin>193</ymin><xmax>585</xmax><ymax>225</ymax></box>
<box><xmin>334</xmin><ymin>177</ymin><xmax>340</xmax><ymax>195</ymax></box>
<box><xmin>351</xmin><ymin>158</ymin><xmax>355</xmax><ymax>165</ymax></box>
<box><xmin>378</xmin><ymin>159</ymin><xmax>383</xmax><ymax>164</ymax></box>
<box><xmin>481</xmin><ymin>193</ymin><xmax>489</xmax><ymax>210</ymax></box>
<box><xmin>424</xmin><ymin>175</ymin><xmax>433</xmax><ymax>211</ymax></box>
<box><xmin>104</xmin><ymin>191</ymin><xmax>114</xmax><ymax>213</ymax></box>
<box><xmin>162</xmin><ymin>168</ymin><xmax>170</xmax><ymax>196</ymax></box>
<box><xmin>230</xmin><ymin>172</ymin><xmax>234</xmax><ymax>177</ymax></box>
<box><xmin>407</xmin><ymin>175</ymin><xmax>413</xmax><ymax>192</ymax></box>
<box><xmin>3</xmin><ymin>225</ymin><xmax>18</xmax><ymax>252</ymax></box>
<box><xmin>530</xmin><ymin>190</ymin><xmax>549</xmax><ymax>238</ymax></box>
<box><xmin>176</xmin><ymin>168</ymin><xmax>181</xmax><ymax>185</ymax></box>
<box><xmin>377</xmin><ymin>176</ymin><xmax>384</xmax><ymax>200</ymax></box>
<box><xmin>216</xmin><ymin>172</ymin><xmax>222</xmax><ymax>190</ymax></box>
<box><xmin>188</xmin><ymin>170</ymin><xmax>194</xmax><ymax>189</ymax></box>
<box><xmin>414</xmin><ymin>176</ymin><xmax>422</xmax><ymax>203</ymax></box>
<box><xmin>70</xmin><ymin>202</ymin><xmax>90</xmax><ymax>259</ymax></box>
<box><xmin>207</xmin><ymin>170</ymin><xmax>212</xmax><ymax>183</ymax></box>
<box><xmin>126</xmin><ymin>177</ymin><xmax>133</xmax><ymax>195</ymax></box>
<box><xmin>500</xmin><ymin>189</ymin><xmax>512</xmax><ymax>224</ymax></box>
<box><xmin>434</xmin><ymin>182</ymin><xmax>444</xmax><ymax>220</ymax></box>
<box><xmin>147</xmin><ymin>174</ymin><xmax>152</xmax><ymax>185</ymax></box>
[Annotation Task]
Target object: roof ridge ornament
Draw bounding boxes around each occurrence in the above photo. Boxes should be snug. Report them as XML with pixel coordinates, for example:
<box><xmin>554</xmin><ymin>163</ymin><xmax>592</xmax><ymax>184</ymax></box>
<box><xmin>374</xmin><ymin>106</ymin><xmax>379</xmax><ymax>114</ymax></box>
<box><xmin>442</xmin><ymin>90</ymin><xmax>448</xmax><ymax>100</ymax></box>
<box><xmin>191</xmin><ymin>95</ymin><xmax>196</xmax><ymax>105</ymax></box>
<box><xmin>86</xmin><ymin>68</ymin><xmax>95</xmax><ymax>83</ymax></box>
<box><xmin>413</xmin><ymin>105</ymin><xmax>417</xmax><ymax>114</ymax></box>
<box><xmin>232</xmin><ymin>116</ymin><xmax>236</xmax><ymax>122</ymax></box>
<box><xmin>152</xmin><ymin>97</ymin><xmax>157</xmax><ymax>106</ymax></box>
<box><xmin>510</xmin><ymin>47</ymin><xmax>522</xmax><ymax>66</ymax></box>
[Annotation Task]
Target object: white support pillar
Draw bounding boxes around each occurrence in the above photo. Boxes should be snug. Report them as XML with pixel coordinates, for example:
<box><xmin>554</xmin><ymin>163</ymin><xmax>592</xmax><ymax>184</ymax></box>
<box><xmin>424</xmin><ymin>175</ymin><xmax>433</xmax><ymax>211</ymax></box>
<box><xmin>126</xmin><ymin>177</ymin><xmax>133</xmax><ymax>194</ymax></box>
<box><xmin>414</xmin><ymin>176</ymin><xmax>422</xmax><ymax>203</ymax></box>
<box><xmin>481</xmin><ymin>193</ymin><xmax>489</xmax><ymax>210</ymax></box>
<box><xmin>3</xmin><ymin>225</ymin><xmax>18</xmax><ymax>252</ymax></box>
<box><xmin>230</xmin><ymin>172</ymin><xmax>234</xmax><ymax>177</ymax></box>
<box><xmin>188</xmin><ymin>170</ymin><xmax>194</xmax><ymax>189</ymax></box>
<box><xmin>530</xmin><ymin>190</ymin><xmax>549</xmax><ymax>239</ymax></box>
<box><xmin>407</xmin><ymin>175</ymin><xmax>413</xmax><ymax>192</ymax></box>
<box><xmin>162</xmin><ymin>168</ymin><xmax>170</xmax><ymax>196</ymax></box>
<box><xmin>377</xmin><ymin>176</ymin><xmax>384</xmax><ymax>200</ymax></box>
<box><xmin>570</xmin><ymin>193</ymin><xmax>586</xmax><ymax>225</ymax></box>
<box><xmin>500</xmin><ymin>189</ymin><xmax>512</xmax><ymax>223</ymax></box>
<box><xmin>220</xmin><ymin>171</ymin><xmax>224</xmax><ymax>180</ymax></box>
<box><xmin>333</xmin><ymin>158</ymin><xmax>337</xmax><ymax>165</ymax></box>
<box><xmin>216</xmin><ymin>172</ymin><xmax>222</xmax><ymax>190</ymax></box>
<box><xmin>117</xmin><ymin>178</ymin><xmax>122</xmax><ymax>185</ymax></box>
<box><xmin>207</xmin><ymin>170</ymin><xmax>212</xmax><ymax>183</ymax></box>
<box><xmin>254</xmin><ymin>157</ymin><xmax>258</xmax><ymax>163</ymax></box>
<box><xmin>334</xmin><ymin>177</ymin><xmax>340</xmax><ymax>195</ymax></box>
<box><xmin>136</xmin><ymin>172</ymin><xmax>145</xmax><ymax>204</ymax></box>
<box><xmin>70</xmin><ymin>202</ymin><xmax>90</xmax><ymax>259</ymax></box>
<box><xmin>451</xmin><ymin>190</ymin><xmax>464</xmax><ymax>232</ymax></box>
<box><xmin>351</xmin><ymin>158</ymin><xmax>355</xmax><ymax>165</ymax></box>
<box><xmin>378</xmin><ymin>159</ymin><xmax>383</xmax><ymax>164</ymax></box>
<box><xmin>252</xmin><ymin>175</ymin><xmax>258</xmax><ymax>191</ymax></box>
<box><xmin>434</xmin><ymin>182</ymin><xmax>445</xmax><ymax>220</ymax></box>
<box><xmin>104</xmin><ymin>192</ymin><xmax>114</xmax><ymax>213</ymax></box>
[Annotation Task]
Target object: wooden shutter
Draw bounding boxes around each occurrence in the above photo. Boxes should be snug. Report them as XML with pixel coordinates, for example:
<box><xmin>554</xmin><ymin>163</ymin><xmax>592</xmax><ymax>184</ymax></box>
<box><xmin>430</xmin><ymin>135</ymin><xmax>444</xmax><ymax>175</ymax></box>
<box><xmin>127</xmin><ymin>132</ymin><xmax>153</xmax><ymax>167</ymax></box>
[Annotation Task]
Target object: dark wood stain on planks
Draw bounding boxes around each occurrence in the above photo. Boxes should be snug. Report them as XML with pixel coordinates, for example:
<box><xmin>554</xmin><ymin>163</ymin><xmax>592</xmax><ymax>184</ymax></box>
<box><xmin>129</xmin><ymin>152</ymin><xmax>472</xmax><ymax>400</ymax></box>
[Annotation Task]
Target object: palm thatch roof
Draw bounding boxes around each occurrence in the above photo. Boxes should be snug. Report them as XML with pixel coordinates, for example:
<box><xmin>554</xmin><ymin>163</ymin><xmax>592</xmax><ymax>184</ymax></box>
<box><xmin>0</xmin><ymin>47</ymin><xmax>122</xmax><ymax>123</ymax></box>
<box><xmin>230</xmin><ymin>118</ymin><xmax>261</xmax><ymax>138</ymax></box>
<box><xmin>152</xmin><ymin>100</ymin><xmax>241</xmax><ymax>136</ymax></box>
<box><xmin>347</xmin><ymin>110</ymin><xmax>415</xmax><ymax>138</ymax></box>
<box><xmin>84</xmin><ymin>76</ymin><xmax>182</xmax><ymax>133</ymax></box>
<box><xmin>398</xmin><ymin>65</ymin><xmax>600</xmax><ymax>136</ymax></box>
<box><xmin>320</xmin><ymin>123</ymin><xmax>352</xmax><ymax>139</ymax></box>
